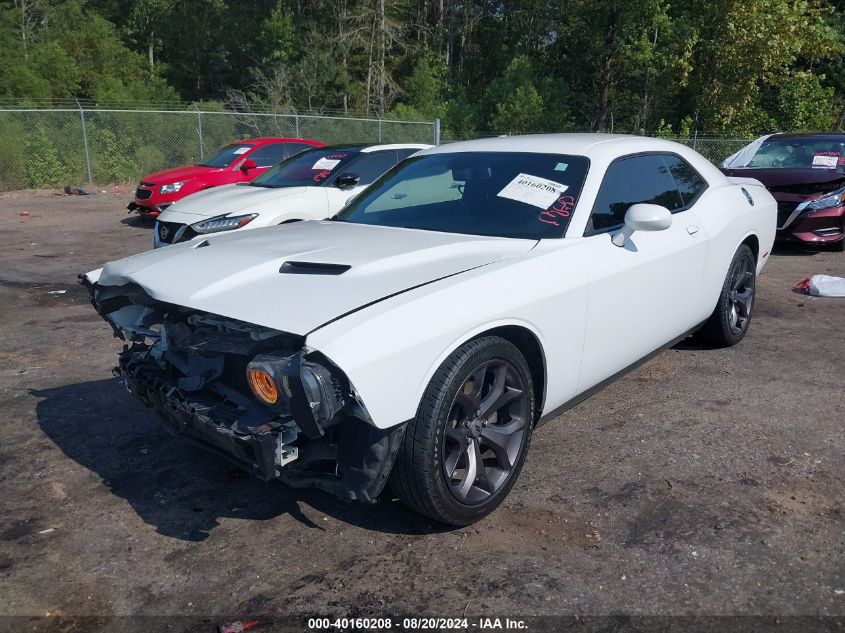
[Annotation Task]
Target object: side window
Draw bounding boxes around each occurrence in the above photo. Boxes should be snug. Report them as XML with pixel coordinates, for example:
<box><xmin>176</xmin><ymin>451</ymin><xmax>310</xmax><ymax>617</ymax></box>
<box><xmin>663</xmin><ymin>155</ymin><xmax>707</xmax><ymax>206</ymax></box>
<box><xmin>396</xmin><ymin>148</ymin><xmax>419</xmax><ymax>161</ymax></box>
<box><xmin>587</xmin><ymin>154</ymin><xmax>684</xmax><ymax>234</ymax></box>
<box><xmin>284</xmin><ymin>143</ymin><xmax>316</xmax><ymax>158</ymax></box>
<box><xmin>246</xmin><ymin>143</ymin><xmax>288</xmax><ymax>167</ymax></box>
<box><xmin>343</xmin><ymin>151</ymin><xmax>399</xmax><ymax>185</ymax></box>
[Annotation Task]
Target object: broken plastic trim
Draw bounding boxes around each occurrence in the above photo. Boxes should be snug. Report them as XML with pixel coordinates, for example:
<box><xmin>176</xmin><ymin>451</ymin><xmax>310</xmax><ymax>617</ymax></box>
<box><xmin>81</xmin><ymin>276</ymin><xmax>404</xmax><ymax>501</ymax></box>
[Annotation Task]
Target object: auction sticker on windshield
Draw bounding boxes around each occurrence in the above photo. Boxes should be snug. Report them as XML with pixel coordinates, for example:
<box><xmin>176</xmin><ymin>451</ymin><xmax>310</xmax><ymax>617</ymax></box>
<box><xmin>233</xmin><ymin>147</ymin><xmax>251</xmax><ymax>155</ymax></box>
<box><xmin>498</xmin><ymin>173</ymin><xmax>568</xmax><ymax>208</ymax></box>
<box><xmin>313</xmin><ymin>157</ymin><xmax>342</xmax><ymax>170</ymax></box>
<box><xmin>812</xmin><ymin>155</ymin><xmax>838</xmax><ymax>169</ymax></box>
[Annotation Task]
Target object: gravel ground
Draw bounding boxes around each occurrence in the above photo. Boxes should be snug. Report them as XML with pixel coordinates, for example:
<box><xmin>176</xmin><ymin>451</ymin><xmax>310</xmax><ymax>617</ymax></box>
<box><xmin>0</xmin><ymin>190</ymin><xmax>842</xmax><ymax>631</ymax></box>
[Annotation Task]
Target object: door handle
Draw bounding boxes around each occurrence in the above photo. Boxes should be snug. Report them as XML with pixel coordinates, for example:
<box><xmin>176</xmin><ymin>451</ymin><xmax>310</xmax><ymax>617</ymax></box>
<box><xmin>686</xmin><ymin>225</ymin><xmax>700</xmax><ymax>235</ymax></box>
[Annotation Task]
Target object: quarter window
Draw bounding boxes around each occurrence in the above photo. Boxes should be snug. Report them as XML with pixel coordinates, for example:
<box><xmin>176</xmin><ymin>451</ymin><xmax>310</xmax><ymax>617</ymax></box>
<box><xmin>587</xmin><ymin>153</ymin><xmax>706</xmax><ymax>234</ymax></box>
<box><xmin>663</xmin><ymin>155</ymin><xmax>707</xmax><ymax>206</ymax></box>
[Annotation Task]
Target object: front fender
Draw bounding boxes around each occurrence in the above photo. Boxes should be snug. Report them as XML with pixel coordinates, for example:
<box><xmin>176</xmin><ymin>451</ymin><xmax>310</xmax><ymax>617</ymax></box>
<box><xmin>306</xmin><ymin>251</ymin><xmax>588</xmax><ymax>429</ymax></box>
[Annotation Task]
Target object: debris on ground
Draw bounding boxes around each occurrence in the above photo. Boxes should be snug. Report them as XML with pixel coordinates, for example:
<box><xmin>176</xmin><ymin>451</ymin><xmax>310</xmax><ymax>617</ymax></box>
<box><xmin>47</xmin><ymin>290</ymin><xmax>67</xmax><ymax>295</ymax></box>
<box><xmin>19</xmin><ymin>211</ymin><xmax>30</xmax><ymax>217</ymax></box>
<box><xmin>219</xmin><ymin>620</ymin><xmax>260</xmax><ymax>633</ymax></box>
<box><xmin>63</xmin><ymin>186</ymin><xmax>89</xmax><ymax>196</ymax></box>
<box><xmin>793</xmin><ymin>275</ymin><xmax>845</xmax><ymax>297</ymax></box>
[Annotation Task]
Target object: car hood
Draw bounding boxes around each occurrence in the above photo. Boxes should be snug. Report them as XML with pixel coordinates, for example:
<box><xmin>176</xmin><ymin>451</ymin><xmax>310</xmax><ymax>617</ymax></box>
<box><xmin>94</xmin><ymin>221</ymin><xmax>535</xmax><ymax>335</ymax></box>
<box><xmin>143</xmin><ymin>164</ymin><xmax>221</xmax><ymax>184</ymax></box>
<box><xmin>159</xmin><ymin>184</ymin><xmax>310</xmax><ymax>221</ymax></box>
<box><xmin>722</xmin><ymin>167</ymin><xmax>845</xmax><ymax>196</ymax></box>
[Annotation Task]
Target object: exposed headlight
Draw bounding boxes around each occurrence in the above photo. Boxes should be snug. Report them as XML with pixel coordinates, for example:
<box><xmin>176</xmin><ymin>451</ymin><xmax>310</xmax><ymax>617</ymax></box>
<box><xmin>301</xmin><ymin>362</ymin><xmax>342</xmax><ymax>423</ymax></box>
<box><xmin>245</xmin><ymin>353</ymin><xmax>343</xmax><ymax>425</ymax></box>
<box><xmin>247</xmin><ymin>368</ymin><xmax>279</xmax><ymax>405</ymax></box>
<box><xmin>801</xmin><ymin>187</ymin><xmax>845</xmax><ymax>211</ymax></box>
<box><xmin>191</xmin><ymin>213</ymin><xmax>258</xmax><ymax>234</ymax></box>
<box><xmin>159</xmin><ymin>181</ymin><xmax>187</xmax><ymax>194</ymax></box>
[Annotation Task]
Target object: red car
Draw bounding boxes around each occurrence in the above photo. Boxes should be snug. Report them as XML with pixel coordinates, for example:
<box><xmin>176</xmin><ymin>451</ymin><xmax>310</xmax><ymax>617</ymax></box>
<box><xmin>721</xmin><ymin>133</ymin><xmax>845</xmax><ymax>251</ymax></box>
<box><xmin>128</xmin><ymin>137</ymin><xmax>324</xmax><ymax>219</ymax></box>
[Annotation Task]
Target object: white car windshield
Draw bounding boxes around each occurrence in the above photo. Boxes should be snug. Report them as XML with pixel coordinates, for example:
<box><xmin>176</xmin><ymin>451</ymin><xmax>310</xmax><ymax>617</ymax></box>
<box><xmin>334</xmin><ymin>152</ymin><xmax>589</xmax><ymax>239</ymax></box>
<box><xmin>249</xmin><ymin>147</ymin><xmax>360</xmax><ymax>188</ymax></box>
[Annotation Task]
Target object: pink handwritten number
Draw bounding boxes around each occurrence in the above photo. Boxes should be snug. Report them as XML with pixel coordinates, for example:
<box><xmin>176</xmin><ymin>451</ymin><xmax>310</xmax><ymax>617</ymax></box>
<box><xmin>539</xmin><ymin>195</ymin><xmax>575</xmax><ymax>226</ymax></box>
<box><xmin>312</xmin><ymin>169</ymin><xmax>332</xmax><ymax>183</ymax></box>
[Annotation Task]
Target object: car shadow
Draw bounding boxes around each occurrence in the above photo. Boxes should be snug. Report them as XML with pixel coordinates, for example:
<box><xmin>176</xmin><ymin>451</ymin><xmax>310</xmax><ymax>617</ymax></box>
<box><xmin>120</xmin><ymin>216</ymin><xmax>153</xmax><ymax>228</ymax></box>
<box><xmin>32</xmin><ymin>379</ymin><xmax>449</xmax><ymax>541</ymax></box>
<box><xmin>770</xmin><ymin>242</ymin><xmax>821</xmax><ymax>257</ymax></box>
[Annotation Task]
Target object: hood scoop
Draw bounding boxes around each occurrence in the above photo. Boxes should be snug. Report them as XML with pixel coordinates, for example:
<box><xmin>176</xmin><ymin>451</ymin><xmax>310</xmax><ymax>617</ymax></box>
<box><xmin>279</xmin><ymin>261</ymin><xmax>351</xmax><ymax>275</ymax></box>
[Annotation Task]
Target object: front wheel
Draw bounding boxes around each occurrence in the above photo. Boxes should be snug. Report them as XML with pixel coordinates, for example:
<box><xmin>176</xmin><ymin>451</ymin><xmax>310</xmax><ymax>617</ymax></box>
<box><xmin>390</xmin><ymin>336</ymin><xmax>534</xmax><ymax>525</ymax></box>
<box><xmin>697</xmin><ymin>244</ymin><xmax>756</xmax><ymax>347</ymax></box>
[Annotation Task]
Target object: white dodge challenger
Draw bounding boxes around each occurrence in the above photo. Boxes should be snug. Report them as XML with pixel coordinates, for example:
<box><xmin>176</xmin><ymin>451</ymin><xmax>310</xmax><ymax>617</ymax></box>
<box><xmin>152</xmin><ymin>143</ymin><xmax>431</xmax><ymax>248</ymax></box>
<box><xmin>83</xmin><ymin>134</ymin><xmax>776</xmax><ymax>525</ymax></box>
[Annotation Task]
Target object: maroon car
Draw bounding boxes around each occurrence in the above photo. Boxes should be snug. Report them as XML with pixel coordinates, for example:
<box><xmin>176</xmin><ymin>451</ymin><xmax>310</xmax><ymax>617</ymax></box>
<box><xmin>721</xmin><ymin>133</ymin><xmax>845</xmax><ymax>251</ymax></box>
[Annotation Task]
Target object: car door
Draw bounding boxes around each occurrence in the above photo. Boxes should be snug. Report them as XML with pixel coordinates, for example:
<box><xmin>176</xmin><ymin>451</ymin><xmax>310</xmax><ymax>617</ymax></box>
<box><xmin>576</xmin><ymin>153</ymin><xmax>709</xmax><ymax>391</ymax></box>
<box><xmin>323</xmin><ymin>150</ymin><xmax>402</xmax><ymax>212</ymax></box>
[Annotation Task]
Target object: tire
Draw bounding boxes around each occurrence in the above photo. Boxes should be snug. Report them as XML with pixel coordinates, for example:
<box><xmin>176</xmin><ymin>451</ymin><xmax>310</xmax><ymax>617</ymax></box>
<box><xmin>831</xmin><ymin>237</ymin><xmax>845</xmax><ymax>252</ymax></box>
<box><xmin>390</xmin><ymin>336</ymin><xmax>535</xmax><ymax>526</ymax></box>
<box><xmin>697</xmin><ymin>244</ymin><xmax>756</xmax><ymax>347</ymax></box>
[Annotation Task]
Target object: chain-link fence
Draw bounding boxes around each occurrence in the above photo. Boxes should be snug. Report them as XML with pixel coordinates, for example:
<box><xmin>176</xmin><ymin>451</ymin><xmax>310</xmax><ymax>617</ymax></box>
<box><xmin>659</xmin><ymin>134</ymin><xmax>758</xmax><ymax>165</ymax></box>
<box><xmin>0</xmin><ymin>104</ymin><xmax>759</xmax><ymax>192</ymax></box>
<box><xmin>0</xmin><ymin>106</ymin><xmax>439</xmax><ymax>191</ymax></box>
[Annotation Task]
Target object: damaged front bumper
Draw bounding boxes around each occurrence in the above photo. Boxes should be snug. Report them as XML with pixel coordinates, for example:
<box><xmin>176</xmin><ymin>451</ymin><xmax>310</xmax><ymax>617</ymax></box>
<box><xmin>83</xmin><ymin>276</ymin><xmax>404</xmax><ymax>502</ymax></box>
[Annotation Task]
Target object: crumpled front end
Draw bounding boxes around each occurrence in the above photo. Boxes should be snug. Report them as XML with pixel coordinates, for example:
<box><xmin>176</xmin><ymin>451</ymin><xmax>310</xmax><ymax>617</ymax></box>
<box><xmin>81</xmin><ymin>275</ymin><xmax>404</xmax><ymax>502</ymax></box>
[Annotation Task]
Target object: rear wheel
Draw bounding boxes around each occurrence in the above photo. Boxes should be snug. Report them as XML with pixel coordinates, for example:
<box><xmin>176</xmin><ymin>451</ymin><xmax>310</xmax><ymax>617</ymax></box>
<box><xmin>390</xmin><ymin>336</ymin><xmax>534</xmax><ymax>525</ymax></box>
<box><xmin>698</xmin><ymin>244</ymin><xmax>756</xmax><ymax>347</ymax></box>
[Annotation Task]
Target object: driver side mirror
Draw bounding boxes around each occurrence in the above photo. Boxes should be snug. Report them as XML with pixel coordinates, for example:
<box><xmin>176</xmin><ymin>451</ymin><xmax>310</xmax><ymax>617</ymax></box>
<box><xmin>240</xmin><ymin>159</ymin><xmax>257</xmax><ymax>171</ymax></box>
<box><xmin>611</xmin><ymin>203</ymin><xmax>672</xmax><ymax>247</ymax></box>
<box><xmin>334</xmin><ymin>173</ymin><xmax>360</xmax><ymax>190</ymax></box>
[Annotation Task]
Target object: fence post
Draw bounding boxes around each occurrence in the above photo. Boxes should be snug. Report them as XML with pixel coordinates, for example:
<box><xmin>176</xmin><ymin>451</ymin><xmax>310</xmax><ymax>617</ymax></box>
<box><xmin>692</xmin><ymin>130</ymin><xmax>699</xmax><ymax>150</ymax></box>
<box><xmin>294</xmin><ymin>109</ymin><xmax>300</xmax><ymax>138</ymax></box>
<box><xmin>377</xmin><ymin>113</ymin><xmax>383</xmax><ymax>142</ymax></box>
<box><xmin>75</xmin><ymin>99</ymin><xmax>93</xmax><ymax>187</ymax></box>
<box><xmin>434</xmin><ymin>118</ymin><xmax>441</xmax><ymax>145</ymax></box>
<box><xmin>196</xmin><ymin>104</ymin><xmax>204</xmax><ymax>160</ymax></box>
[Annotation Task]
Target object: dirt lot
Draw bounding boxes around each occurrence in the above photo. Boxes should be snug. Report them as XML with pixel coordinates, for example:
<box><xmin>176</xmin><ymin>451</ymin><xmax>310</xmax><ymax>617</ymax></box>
<box><xmin>0</xmin><ymin>190</ymin><xmax>843</xmax><ymax>630</ymax></box>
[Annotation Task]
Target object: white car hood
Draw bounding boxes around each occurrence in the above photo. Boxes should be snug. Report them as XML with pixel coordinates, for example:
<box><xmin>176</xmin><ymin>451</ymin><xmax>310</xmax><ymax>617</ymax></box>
<box><xmin>159</xmin><ymin>184</ymin><xmax>310</xmax><ymax>222</ymax></box>
<box><xmin>95</xmin><ymin>221</ymin><xmax>535</xmax><ymax>335</ymax></box>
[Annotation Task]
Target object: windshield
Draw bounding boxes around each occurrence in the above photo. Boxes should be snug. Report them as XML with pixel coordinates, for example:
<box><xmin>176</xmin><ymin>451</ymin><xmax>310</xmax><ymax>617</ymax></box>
<box><xmin>200</xmin><ymin>143</ymin><xmax>257</xmax><ymax>167</ymax></box>
<box><xmin>249</xmin><ymin>147</ymin><xmax>360</xmax><ymax>188</ymax></box>
<box><xmin>334</xmin><ymin>152</ymin><xmax>589</xmax><ymax>239</ymax></box>
<box><xmin>745</xmin><ymin>137</ymin><xmax>845</xmax><ymax>169</ymax></box>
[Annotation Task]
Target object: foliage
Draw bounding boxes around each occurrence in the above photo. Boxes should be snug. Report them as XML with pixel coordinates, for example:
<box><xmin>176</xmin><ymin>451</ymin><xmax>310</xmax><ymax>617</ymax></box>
<box><xmin>1</xmin><ymin>0</ymin><xmax>844</xmax><ymax>137</ymax></box>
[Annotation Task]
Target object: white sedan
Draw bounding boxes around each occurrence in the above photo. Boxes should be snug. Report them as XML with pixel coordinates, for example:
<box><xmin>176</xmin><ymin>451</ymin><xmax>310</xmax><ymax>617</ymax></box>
<box><xmin>84</xmin><ymin>134</ymin><xmax>776</xmax><ymax>525</ymax></box>
<box><xmin>152</xmin><ymin>143</ymin><xmax>431</xmax><ymax>247</ymax></box>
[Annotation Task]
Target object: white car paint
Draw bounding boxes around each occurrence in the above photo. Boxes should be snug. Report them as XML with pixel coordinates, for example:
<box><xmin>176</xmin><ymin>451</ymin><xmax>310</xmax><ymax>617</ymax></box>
<box><xmin>89</xmin><ymin>133</ymin><xmax>776</xmax><ymax>430</ymax></box>
<box><xmin>153</xmin><ymin>143</ymin><xmax>431</xmax><ymax>247</ymax></box>
<box><xmin>96</xmin><ymin>221</ymin><xmax>534</xmax><ymax>336</ymax></box>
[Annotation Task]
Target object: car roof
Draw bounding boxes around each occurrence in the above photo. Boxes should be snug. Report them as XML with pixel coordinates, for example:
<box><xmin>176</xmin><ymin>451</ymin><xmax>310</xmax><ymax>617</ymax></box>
<box><xmin>360</xmin><ymin>143</ymin><xmax>433</xmax><ymax>153</ymax></box>
<box><xmin>228</xmin><ymin>138</ymin><xmax>324</xmax><ymax>146</ymax></box>
<box><xmin>419</xmin><ymin>133</ymin><xmax>729</xmax><ymax>184</ymax></box>
<box><xmin>297</xmin><ymin>143</ymin><xmax>433</xmax><ymax>154</ymax></box>
<box><xmin>421</xmin><ymin>133</ymin><xmax>679</xmax><ymax>157</ymax></box>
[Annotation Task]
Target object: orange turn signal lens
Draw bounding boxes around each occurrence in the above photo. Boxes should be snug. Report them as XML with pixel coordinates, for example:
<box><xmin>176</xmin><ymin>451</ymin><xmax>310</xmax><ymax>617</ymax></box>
<box><xmin>247</xmin><ymin>369</ymin><xmax>278</xmax><ymax>405</ymax></box>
